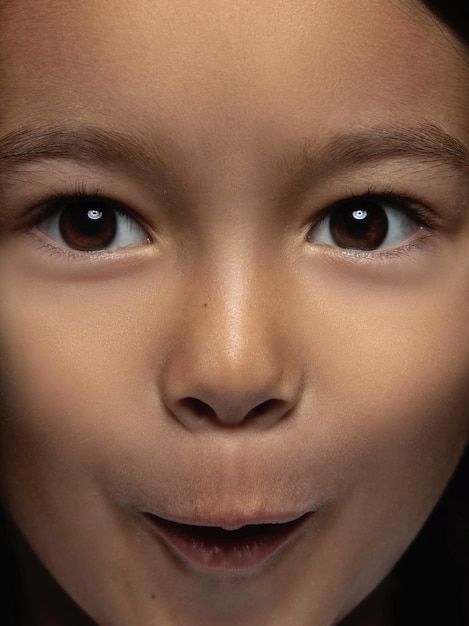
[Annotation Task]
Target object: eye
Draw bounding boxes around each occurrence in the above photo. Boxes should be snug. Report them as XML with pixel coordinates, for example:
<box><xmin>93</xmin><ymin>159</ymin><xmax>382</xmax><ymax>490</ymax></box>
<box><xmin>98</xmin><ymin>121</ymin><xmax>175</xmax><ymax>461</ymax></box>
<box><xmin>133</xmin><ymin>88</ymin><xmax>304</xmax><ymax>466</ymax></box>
<box><xmin>36</xmin><ymin>195</ymin><xmax>150</xmax><ymax>252</ymax></box>
<box><xmin>307</xmin><ymin>195</ymin><xmax>422</xmax><ymax>252</ymax></box>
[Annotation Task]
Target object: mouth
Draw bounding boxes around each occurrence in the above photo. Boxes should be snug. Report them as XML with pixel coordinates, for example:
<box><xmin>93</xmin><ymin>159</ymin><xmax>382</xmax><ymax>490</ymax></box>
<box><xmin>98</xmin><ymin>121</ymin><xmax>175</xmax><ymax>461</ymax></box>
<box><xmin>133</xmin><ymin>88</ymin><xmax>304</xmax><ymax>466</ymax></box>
<box><xmin>145</xmin><ymin>512</ymin><xmax>313</xmax><ymax>573</ymax></box>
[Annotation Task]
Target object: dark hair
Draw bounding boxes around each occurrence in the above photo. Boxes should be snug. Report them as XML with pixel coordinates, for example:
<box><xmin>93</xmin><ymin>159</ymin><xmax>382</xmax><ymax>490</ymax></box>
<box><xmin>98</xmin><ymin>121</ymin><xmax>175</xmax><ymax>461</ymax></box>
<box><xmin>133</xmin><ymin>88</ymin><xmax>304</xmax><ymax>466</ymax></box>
<box><xmin>422</xmin><ymin>1</ymin><xmax>469</xmax><ymax>43</ymax></box>
<box><xmin>0</xmin><ymin>2</ymin><xmax>469</xmax><ymax>625</ymax></box>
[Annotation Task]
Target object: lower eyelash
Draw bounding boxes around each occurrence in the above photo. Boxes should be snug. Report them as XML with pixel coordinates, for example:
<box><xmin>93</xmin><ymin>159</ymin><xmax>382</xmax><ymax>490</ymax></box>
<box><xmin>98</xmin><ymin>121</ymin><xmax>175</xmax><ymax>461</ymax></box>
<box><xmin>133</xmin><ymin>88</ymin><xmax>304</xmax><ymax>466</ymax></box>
<box><xmin>306</xmin><ymin>185</ymin><xmax>440</xmax><ymax>257</ymax></box>
<box><xmin>26</xmin><ymin>230</ymin><xmax>129</xmax><ymax>265</ymax></box>
<box><xmin>325</xmin><ymin>231</ymin><xmax>436</xmax><ymax>263</ymax></box>
<box><xmin>26</xmin><ymin>231</ymin><xmax>94</xmax><ymax>260</ymax></box>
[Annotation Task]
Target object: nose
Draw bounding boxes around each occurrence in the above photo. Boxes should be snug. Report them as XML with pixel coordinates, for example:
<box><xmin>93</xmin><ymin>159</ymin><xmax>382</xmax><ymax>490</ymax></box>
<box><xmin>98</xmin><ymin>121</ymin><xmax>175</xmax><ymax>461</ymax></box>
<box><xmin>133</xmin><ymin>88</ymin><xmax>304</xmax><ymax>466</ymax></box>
<box><xmin>160</xmin><ymin>260</ymin><xmax>303</xmax><ymax>431</ymax></box>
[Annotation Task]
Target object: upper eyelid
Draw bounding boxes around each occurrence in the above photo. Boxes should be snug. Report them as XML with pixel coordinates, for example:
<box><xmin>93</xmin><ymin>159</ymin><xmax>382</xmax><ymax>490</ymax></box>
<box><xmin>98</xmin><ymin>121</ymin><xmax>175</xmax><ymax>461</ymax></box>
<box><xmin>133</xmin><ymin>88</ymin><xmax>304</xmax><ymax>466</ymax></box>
<box><xmin>0</xmin><ymin>163</ymin><xmax>181</xmax><ymax>232</ymax></box>
<box><xmin>4</xmin><ymin>165</ymin><xmax>448</xmax><ymax>240</ymax></box>
<box><xmin>21</xmin><ymin>190</ymin><xmax>150</xmax><ymax>232</ymax></box>
<box><xmin>309</xmin><ymin>191</ymin><xmax>438</xmax><ymax>230</ymax></box>
<box><xmin>33</xmin><ymin>194</ymin><xmax>152</xmax><ymax>252</ymax></box>
<box><xmin>306</xmin><ymin>192</ymin><xmax>435</xmax><ymax>250</ymax></box>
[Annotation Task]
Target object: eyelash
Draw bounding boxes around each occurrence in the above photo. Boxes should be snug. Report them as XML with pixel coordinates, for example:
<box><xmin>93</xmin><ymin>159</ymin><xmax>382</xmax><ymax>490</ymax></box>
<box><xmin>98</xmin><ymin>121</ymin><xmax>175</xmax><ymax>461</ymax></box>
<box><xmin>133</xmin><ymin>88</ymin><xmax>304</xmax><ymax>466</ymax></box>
<box><xmin>22</xmin><ymin>183</ymin><xmax>437</xmax><ymax>262</ymax></box>
<box><xmin>306</xmin><ymin>186</ymin><xmax>437</xmax><ymax>259</ymax></box>
<box><xmin>25</xmin><ymin>184</ymin><xmax>124</xmax><ymax>226</ymax></box>
<box><xmin>24</xmin><ymin>184</ymin><xmax>152</xmax><ymax>258</ymax></box>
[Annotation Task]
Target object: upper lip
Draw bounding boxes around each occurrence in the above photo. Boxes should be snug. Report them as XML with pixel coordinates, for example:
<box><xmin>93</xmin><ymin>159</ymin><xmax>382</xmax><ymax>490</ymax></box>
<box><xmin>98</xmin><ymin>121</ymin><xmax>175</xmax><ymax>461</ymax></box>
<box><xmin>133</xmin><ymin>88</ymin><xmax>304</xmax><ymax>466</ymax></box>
<box><xmin>144</xmin><ymin>510</ymin><xmax>314</xmax><ymax>531</ymax></box>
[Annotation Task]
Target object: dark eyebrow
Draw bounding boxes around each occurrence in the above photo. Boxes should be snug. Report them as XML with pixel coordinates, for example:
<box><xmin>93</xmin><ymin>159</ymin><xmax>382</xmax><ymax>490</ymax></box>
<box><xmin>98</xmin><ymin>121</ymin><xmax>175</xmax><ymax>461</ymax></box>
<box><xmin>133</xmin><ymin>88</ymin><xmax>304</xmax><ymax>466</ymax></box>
<box><xmin>0</xmin><ymin>125</ymin><xmax>177</xmax><ymax>188</ymax></box>
<box><xmin>0</xmin><ymin>122</ymin><xmax>468</xmax><ymax>186</ymax></box>
<box><xmin>286</xmin><ymin>122</ymin><xmax>469</xmax><ymax>182</ymax></box>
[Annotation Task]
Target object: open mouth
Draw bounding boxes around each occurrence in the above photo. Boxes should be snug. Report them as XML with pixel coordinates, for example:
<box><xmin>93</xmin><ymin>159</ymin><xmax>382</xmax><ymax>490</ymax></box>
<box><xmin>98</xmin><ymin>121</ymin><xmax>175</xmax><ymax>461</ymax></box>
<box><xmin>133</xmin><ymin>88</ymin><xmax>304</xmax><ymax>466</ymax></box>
<box><xmin>145</xmin><ymin>512</ymin><xmax>311</xmax><ymax>572</ymax></box>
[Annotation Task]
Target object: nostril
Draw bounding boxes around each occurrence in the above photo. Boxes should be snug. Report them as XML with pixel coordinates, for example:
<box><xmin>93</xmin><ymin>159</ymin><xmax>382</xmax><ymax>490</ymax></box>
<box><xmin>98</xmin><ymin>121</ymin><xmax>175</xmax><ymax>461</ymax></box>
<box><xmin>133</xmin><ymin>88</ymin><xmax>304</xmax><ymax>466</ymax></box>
<box><xmin>180</xmin><ymin>397</ymin><xmax>217</xmax><ymax>420</ymax></box>
<box><xmin>246</xmin><ymin>398</ymin><xmax>288</xmax><ymax>421</ymax></box>
<box><xmin>176</xmin><ymin>397</ymin><xmax>289</xmax><ymax>425</ymax></box>
<box><xmin>171</xmin><ymin>395</ymin><xmax>294</xmax><ymax>429</ymax></box>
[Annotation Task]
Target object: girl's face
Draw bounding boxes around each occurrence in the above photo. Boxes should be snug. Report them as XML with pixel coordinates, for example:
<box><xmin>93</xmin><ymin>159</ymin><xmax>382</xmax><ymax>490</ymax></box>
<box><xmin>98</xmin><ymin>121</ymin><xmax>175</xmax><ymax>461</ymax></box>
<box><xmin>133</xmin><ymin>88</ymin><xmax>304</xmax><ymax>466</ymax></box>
<box><xmin>1</xmin><ymin>1</ymin><xmax>469</xmax><ymax>624</ymax></box>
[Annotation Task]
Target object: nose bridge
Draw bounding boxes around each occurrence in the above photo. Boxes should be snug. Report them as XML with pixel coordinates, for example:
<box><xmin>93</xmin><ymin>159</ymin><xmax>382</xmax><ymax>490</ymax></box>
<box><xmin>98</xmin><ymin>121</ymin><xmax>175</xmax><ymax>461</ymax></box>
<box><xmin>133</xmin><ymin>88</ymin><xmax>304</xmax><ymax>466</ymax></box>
<box><xmin>186</xmin><ymin>243</ymin><xmax>280</xmax><ymax>391</ymax></box>
<box><xmin>207</xmin><ymin>245</ymin><xmax>262</xmax><ymax>370</ymax></box>
<box><xmin>162</xmin><ymin>242</ymin><xmax>301</xmax><ymax>429</ymax></box>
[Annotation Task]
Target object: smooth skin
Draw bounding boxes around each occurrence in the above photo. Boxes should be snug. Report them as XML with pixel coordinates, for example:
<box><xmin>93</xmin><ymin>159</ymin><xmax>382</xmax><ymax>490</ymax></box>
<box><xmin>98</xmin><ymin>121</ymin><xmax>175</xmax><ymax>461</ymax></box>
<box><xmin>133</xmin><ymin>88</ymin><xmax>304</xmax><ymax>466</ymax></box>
<box><xmin>1</xmin><ymin>1</ymin><xmax>469</xmax><ymax>624</ymax></box>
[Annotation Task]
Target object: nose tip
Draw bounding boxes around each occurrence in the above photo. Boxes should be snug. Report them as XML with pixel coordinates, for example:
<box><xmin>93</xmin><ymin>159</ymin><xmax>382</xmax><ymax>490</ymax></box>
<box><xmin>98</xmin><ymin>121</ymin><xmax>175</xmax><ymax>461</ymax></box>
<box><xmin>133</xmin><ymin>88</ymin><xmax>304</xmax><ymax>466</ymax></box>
<box><xmin>160</xmin><ymin>257</ymin><xmax>303</xmax><ymax>431</ymax></box>
<box><xmin>161</xmin><ymin>333</ymin><xmax>302</xmax><ymax>430</ymax></box>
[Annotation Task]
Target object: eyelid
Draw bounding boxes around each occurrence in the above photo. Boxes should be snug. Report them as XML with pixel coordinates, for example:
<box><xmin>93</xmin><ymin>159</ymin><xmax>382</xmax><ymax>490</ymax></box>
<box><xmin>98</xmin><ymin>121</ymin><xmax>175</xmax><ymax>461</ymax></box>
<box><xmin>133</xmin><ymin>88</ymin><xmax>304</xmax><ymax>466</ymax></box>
<box><xmin>28</xmin><ymin>188</ymin><xmax>127</xmax><ymax>220</ymax></box>
<box><xmin>320</xmin><ymin>188</ymin><xmax>436</xmax><ymax>224</ymax></box>
<box><xmin>306</xmin><ymin>189</ymin><xmax>437</xmax><ymax>255</ymax></box>
<box><xmin>315</xmin><ymin>189</ymin><xmax>441</xmax><ymax>233</ymax></box>
<box><xmin>26</xmin><ymin>189</ymin><xmax>153</xmax><ymax>255</ymax></box>
<box><xmin>22</xmin><ymin>186</ymin><xmax>151</xmax><ymax>233</ymax></box>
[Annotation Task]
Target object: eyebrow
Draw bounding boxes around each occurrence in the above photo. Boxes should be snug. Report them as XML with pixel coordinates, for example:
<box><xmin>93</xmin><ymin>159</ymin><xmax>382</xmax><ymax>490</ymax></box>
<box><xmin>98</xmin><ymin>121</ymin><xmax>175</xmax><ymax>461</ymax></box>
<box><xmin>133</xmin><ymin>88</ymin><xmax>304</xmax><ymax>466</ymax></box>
<box><xmin>0</xmin><ymin>125</ymin><xmax>178</xmax><ymax>190</ymax></box>
<box><xmin>286</xmin><ymin>122</ymin><xmax>469</xmax><ymax>183</ymax></box>
<box><xmin>0</xmin><ymin>122</ymin><xmax>468</xmax><ymax>184</ymax></box>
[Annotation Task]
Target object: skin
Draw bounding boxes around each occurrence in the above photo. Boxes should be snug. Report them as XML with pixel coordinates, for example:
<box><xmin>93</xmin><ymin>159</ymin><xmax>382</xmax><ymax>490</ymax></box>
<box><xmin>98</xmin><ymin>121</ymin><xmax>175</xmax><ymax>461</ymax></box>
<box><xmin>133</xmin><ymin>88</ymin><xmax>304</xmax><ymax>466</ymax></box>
<box><xmin>0</xmin><ymin>0</ymin><xmax>469</xmax><ymax>624</ymax></box>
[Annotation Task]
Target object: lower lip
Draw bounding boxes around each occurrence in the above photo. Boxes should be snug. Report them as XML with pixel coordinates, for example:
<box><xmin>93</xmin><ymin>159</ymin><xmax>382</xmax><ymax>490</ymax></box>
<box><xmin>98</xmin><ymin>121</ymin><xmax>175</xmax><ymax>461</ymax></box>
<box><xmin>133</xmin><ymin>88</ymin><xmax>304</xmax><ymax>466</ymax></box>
<box><xmin>146</xmin><ymin>513</ymin><xmax>311</xmax><ymax>573</ymax></box>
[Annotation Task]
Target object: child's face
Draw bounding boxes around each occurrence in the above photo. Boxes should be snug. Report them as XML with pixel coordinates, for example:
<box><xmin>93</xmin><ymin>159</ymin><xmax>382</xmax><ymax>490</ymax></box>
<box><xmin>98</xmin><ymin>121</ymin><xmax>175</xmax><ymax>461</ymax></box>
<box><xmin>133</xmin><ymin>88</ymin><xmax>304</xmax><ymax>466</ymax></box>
<box><xmin>1</xmin><ymin>1</ymin><xmax>469</xmax><ymax>624</ymax></box>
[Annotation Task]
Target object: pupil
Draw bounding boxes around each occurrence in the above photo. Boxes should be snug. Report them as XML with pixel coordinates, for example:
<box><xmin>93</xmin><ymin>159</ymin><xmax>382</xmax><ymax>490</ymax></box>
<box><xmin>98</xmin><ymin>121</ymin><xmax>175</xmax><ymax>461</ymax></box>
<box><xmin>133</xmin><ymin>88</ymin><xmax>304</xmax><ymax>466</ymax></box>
<box><xmin>59</xmin><ymin>202</ymin><xmax>117</xmax><ymax>251</ymax></box>
<box><xmin>330</xmin><ymin>201</ymin><xmax>388</xmax><ymax>250</ymax></box>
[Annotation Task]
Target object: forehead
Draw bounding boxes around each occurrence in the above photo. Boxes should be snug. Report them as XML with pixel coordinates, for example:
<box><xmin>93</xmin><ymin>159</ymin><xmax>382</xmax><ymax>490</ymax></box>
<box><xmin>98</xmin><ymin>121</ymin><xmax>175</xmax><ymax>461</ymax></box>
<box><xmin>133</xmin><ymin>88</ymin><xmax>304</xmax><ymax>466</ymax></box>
<box><xmin>0</xmin><ymin>0</ymin><xmax>468</xmax><ymax>167</ymax></box>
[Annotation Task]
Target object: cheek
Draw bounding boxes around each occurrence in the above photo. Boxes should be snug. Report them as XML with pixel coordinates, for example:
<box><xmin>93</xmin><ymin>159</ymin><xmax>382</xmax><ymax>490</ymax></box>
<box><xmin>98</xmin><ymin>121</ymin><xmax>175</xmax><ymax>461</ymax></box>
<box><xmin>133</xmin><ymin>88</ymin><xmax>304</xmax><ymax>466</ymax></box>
<box><xmin>296</xmin><ymin>248</ymin><xmax>469</xmax><ymax>450</ymax></box>
<box><xmin>0</xmin><ymin>266</ymin><xmax>142</xmax><ymax>501</ymax></box>
<box><xmin>290</xmin><ymin>278</ymin><xmax>469</xmax><ymax>616</ymax></box>
<box><xmin>289</xmin><ymin>254</ymin><xmax>469</xmax><ymax>535</ymax></box>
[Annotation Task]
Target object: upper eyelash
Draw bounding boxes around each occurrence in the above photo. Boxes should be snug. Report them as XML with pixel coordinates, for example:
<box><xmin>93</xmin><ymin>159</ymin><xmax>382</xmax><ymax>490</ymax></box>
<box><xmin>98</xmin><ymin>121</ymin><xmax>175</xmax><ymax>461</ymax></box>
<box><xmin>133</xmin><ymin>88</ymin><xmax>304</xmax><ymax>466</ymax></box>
<box><xmin>304</xmin><ymin>186</ymin><xmax>439</xmax><ymax>260</ymax></box>
<box><xmin>23</xmin><ymin>184</ymin><xmax>437</xmax><ymax>262</ymax></box>
<box><xmin>19</xmin><ymin>184</ymin><xmax>101</xmax><ymax>228</ymax></box>
<box><xmin>333</xmin><ymin>186</ymin><xmax>436</xmax><ymax>228</ymax></box>
<box><xmin>21</xmin><ymin>185</ymin><xmax>142</xmax><ymax>233</ymax></box>
<box><xmin>20</xmin><ymin>184</ymin><xmax>155</xmax><ymax>262</ymax></box>
<box><xmin>313</xmin><ymin>186</ymin><xmax>439</xmax><ymax>233</ymax></box>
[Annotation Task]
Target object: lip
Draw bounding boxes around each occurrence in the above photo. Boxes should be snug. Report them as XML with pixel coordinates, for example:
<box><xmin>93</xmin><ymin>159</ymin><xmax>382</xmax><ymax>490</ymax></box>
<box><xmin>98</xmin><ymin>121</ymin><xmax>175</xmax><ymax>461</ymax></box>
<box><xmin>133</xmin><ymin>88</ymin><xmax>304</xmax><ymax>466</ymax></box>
<box><xmin>145</xmin><ymin>512</ymin><xmax>313</xmax><ymax>573</ymax></box>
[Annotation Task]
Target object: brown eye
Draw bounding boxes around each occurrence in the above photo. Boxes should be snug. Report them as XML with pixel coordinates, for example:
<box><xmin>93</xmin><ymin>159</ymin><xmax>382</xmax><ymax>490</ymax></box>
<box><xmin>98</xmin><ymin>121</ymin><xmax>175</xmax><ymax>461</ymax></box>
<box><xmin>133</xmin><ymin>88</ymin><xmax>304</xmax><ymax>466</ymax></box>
<box><xmin>308</xmin><ymin>197</ymin><xmax>420</xmax><ymax>252</ymax></box>
<box><xmin>59</xmin><ymin>202</ymin><xmax>117</xmax><ymax>251</ymax></box>
<box><xmin>37</xmin><ymin>196</ymin><xmax>150</xmax><ymax>252</ymax></box>
<box><xmin>329</xmin><ymin>201</ymin><xmax>388</xmax><ymax>250</ymax></box>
